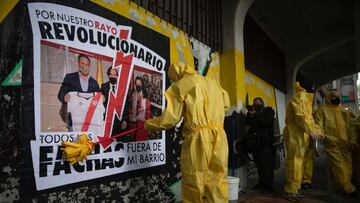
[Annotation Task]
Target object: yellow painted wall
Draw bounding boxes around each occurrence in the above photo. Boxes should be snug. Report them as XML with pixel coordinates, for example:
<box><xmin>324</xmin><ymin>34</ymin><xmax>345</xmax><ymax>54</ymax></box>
<box><xmin>220</xmin><ymin>50</ymin><xmax>249</xmax><ymax>110</ymax></box>
<box><xmin>220</xmin><ymin>50</ymin><xmax>238</xmax><ymax>107</ymax></box>
<box><xmin>0</xmin><ymin>0</ymin><xmax>19</xmax><ymax>23</ymax></box>
<box><xmin>235</xmin><ymin>50</ymin><xmax>247</xmax><ymax>108</ymax></box>
<box><xmin>220</xmin><ymin>49</ymin><xmax>276</xmax><ymax>110</ymax></box>
<box><xmin>91</xmin><ymin>0</ymin><xmax>220</xmax><ymax>81</ymax></box>
<box><xmin>245</xmin><ymin>71</ymin><xmax>276</xmax><ymax>109</ymax></box>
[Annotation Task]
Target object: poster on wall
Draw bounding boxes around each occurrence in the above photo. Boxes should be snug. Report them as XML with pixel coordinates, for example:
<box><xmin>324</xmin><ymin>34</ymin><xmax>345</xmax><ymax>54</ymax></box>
<box><xmin>27</xmin><ymin>2</ymin><xmax>169</xmax><ymax>190</ymax></box>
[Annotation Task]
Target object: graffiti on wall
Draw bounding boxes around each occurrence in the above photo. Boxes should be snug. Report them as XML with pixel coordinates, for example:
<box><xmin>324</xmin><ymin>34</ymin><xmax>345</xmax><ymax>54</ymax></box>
<box><xmin>189</xmin><ymin>37</ymin><xmax>213</xmax><ymax>76</ymax></box>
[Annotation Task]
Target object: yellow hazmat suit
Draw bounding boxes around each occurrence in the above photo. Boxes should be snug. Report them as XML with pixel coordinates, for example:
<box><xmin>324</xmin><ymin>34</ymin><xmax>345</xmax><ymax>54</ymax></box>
<box><xmin>302</xmin><ymin>139</ymin><xmax>315</xmax><ymax>185</ymax></box>
<box><xmin>352</xmin><ymin>117</ymin><xmax>360</xmax><ymax>187</ymax></box>
<box><xmin>145</xmin><ymin>62</ymin><xmax>230</xmax><ymax>203</ymax></box>
<box><xmin>315</xmin><ymin>91</ymin><xmax>356</xmax><ymax>193</ymax></box>
<box><xmin>283</xmin><ymin>83</ymin><xmax>322</xmax><ymax>194</ymax></box>
<box><xmin>302</xmin><ymin>107</ymin><xmax>319</xmax><ymax>186</ymax></box>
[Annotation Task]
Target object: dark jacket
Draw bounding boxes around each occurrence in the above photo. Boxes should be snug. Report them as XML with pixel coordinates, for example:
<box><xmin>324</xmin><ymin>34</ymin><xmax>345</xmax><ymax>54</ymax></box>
<box><xmin>246</xmin><ymin>107</ymin><xmax>275</xmax><ymax>147</ymax></box>
<box><xmin>57</xmin><ymin>72</ymin><xmax>100</xmax><ymax>104</ymax></box>
<box><xmin>101</xmin><ymin>81</ymin><xmax>112</xmax><ymax>107</ymax></box>
<box><xmin>100</xmin><ymin>81</ymin><xmax>130</xmax><ymax>137</ymax></box>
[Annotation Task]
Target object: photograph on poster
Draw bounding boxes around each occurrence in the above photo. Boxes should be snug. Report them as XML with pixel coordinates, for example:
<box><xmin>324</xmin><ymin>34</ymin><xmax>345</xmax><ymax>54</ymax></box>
<box><xmin>40</xmin><ymin>40</ymin><xmax>164</xmax><ymax>142</ymax></box>
<box><xmin>40</xmin><ymin>40</ymin><xmax>111</xmax><ymax>134</ymax></box>
<box><xmin>130</xmin><ymin>66</ymin><xmax>163</xmax><ymax>140</ymax></box>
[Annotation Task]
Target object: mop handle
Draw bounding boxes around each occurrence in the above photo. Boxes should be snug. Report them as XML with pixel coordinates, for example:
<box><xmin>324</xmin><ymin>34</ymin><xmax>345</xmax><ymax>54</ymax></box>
<box><xmin>94</xmin><ymin>106</ymin><xmax>147</xmax><ymax>146</ymax></box>
<box><xmin>93</xmin><ymin>127</ymin><xmax>141</xmax><ymax>145</ymax></box>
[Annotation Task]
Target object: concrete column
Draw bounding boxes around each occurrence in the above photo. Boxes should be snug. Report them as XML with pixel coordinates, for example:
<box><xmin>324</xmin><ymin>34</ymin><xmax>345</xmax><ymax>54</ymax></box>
<box><xmin>221</xmin><ymin>0</ymin><xmax>254</xmax><ymax>113</ymax></box>
<box><xmin>221</xmin><ymin>0</ymin><xmax>255</xmax><ymax>191</ymax></box>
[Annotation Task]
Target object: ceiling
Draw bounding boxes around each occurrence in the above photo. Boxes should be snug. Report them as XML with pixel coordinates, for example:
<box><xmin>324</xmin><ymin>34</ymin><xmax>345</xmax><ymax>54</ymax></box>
<box><xmin>247</xmin><ymin>0</ymin><xmax>360</xmax><ymax>87</ymax></box>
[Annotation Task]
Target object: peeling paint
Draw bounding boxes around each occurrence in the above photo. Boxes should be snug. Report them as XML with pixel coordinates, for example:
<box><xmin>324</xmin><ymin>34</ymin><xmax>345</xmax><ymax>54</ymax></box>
<box><xmin>145</xmin><ymin>16</ymin><xmax>156</xmax><ymax>27</ymax></box>
<box><xmin>189</xmin><ymin>37</ymin><xmax>213</xmax><ymax>76</ymax></box>
<box><xmin>176</xmin><ymin>42</ymin><xmax>186</xmax><ymax>63</ymax></box>
<box><xmin>101</xmin><ymin>0</ymin><xmax>121</xmax><ymax>6</ymax></box>
<box><xmin>129</xmin><ymin>8</ymin><xmax>143</xmax><ymax>22</ymax></box>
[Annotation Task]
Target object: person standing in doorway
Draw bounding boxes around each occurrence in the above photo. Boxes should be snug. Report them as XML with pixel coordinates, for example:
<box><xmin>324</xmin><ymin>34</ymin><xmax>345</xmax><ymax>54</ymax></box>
<box><xmin>283</xmin><ymin>82</ymin><xmax>322</xmax><ymax>202</ymax></box>
<box><xmin>246</xmin><ymin>97</ymin><xmax>275</xmax><ymax>193</ymax></box>
<box><xmin>315</xmin><ymin>89</ymin><xmax>359</xmax><ymax>199</ymax></box>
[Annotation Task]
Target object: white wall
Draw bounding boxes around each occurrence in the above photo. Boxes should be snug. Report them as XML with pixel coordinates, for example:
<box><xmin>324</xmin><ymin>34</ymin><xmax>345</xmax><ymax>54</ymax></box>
<box><xmin>275</xmin><ymin>88</ymin><xmax>286</xmax><ymax>134</ymax></box>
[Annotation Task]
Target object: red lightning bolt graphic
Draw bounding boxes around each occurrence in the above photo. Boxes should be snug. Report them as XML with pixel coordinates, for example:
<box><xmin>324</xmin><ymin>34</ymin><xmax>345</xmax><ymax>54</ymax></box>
<box><xmin>98</xmin><ymin>29</ymin><xmax>133</xmax><ymax>148</ymax></box>
<box><xmin>98</xmin><ymin>51</ymin><xmax>134</xmax><ymax>149</ymax></box>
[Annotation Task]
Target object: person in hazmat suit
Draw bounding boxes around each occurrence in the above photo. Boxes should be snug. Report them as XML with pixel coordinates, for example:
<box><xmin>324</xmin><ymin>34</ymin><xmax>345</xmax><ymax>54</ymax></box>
<box><xmin>301</xmin><ymin>102</ymin><xmax>321</xmax><ymax>191</ymax></box>
<box><xmin>301</xmin><ymin>137</ymin><xmax>317</xmax><ymax>191</ymax></box>
<box><xmin>352</xmin><ymin>116</ymin><xmax>360</xmax><ymax>190</ymax></box>
<box><xmin>283</xmin><ymin>82</ymin><xmax>323</xmax><ymax>202</ymax></box>
<box><xmin>145</xmin><ymin>62</ymin><xmax>230</xmax><ymax>203</ymax></box>
<box><xmin>315</xmin><ymin>89</ymin><xmax>359</xmax><ymax>199</ymax></box>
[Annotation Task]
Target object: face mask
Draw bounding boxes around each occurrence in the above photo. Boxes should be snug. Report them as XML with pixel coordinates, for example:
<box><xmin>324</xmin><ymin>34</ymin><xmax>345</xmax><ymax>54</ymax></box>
<box><xmin>109</xmin><ymin>78</ymin><xmax>117</xmax><ymax>84</ymax></box>
<box><xmin>330</xmin><ymin>97</ymin><xmax>340</xmax><ymax>105</ymax></box>
<box><xmin>253</xmin><ymin>105</ymin><xmax>264</xmax><ymax>112</ymax></box>
<box><xmin>136</xmin><ymin>85</ymin><xmax>142</xmax><ymax>92</ymax></box>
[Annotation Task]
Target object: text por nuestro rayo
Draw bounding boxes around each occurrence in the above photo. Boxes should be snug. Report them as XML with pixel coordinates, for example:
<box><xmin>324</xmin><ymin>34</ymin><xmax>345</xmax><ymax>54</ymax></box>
<box><xmin>34</xmin><ymin>9</ymin><xmax>165</xmax><ymax>71</ymax></box>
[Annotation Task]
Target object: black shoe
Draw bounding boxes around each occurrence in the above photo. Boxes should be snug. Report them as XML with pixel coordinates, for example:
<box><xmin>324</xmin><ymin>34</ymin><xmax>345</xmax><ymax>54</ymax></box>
<box><xmin>295</xmin><ymin>191</ymin><xmax>305</xmax><ymax>198</ymax></box>
<box><xmin>283</xmin><ymin>193</ymin><xmax>299</xmax><ymax>202</ymax></box>
<box><xmin>301</xmin><ymin>183</ymin><xmax>316</xmax><ymax>191</ymax></box>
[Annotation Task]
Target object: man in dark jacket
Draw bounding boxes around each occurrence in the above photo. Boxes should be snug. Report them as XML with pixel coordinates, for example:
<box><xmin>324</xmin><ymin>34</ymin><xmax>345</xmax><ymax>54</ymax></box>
<box><xmin>101</xmin><ymin>67</ymin><xmax>119</xmax><ymax>109</ymax></box>
<box><xmin>246</xmin><ymin>97</ymin><xmax>275</xmax><ymax>193</ymax></box>
<box><xmin>57</xmin><ymin>54</ymin><xmax>100</xmax><ymax>130</ymax></box>
<box><xmin>101</xmin><ymin>67</ymin><xmax>131</xmax><ymax>141</ymax></box>
<box><xmin>58</xmin><ymin>54</ymin><xmax>99</xmax><ymax>103</ymax></box>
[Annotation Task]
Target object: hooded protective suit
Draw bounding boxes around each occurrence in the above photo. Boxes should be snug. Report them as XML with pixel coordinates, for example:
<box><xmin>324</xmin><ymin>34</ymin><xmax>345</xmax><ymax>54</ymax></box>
<box><xmin>352</xmin><ymin>117</ymin><xmax>360</xmax><ymax>187</ymax></box>
<box><xmin>314</xmin><ymin>91</ymin><xmax>356</xmax><ymax>193</ymax></box>
<box><xmin>302</xmin><ymin>107</ymin><xmax>319</xmax><ymax>186</ymax></box>
<box><xmin>283</xmin><ymin>82</ymin><xmax>322</xmax><ymax>194</ymax></box>
<box><xmin>302</xmin><ymin>139</ymin><xmax>315</xmax><ymax>185</ymax></box>
<box><xmin>145</xmin><ymin>62</ymin><xmax>230</xmax><ymax>203</ymax></box>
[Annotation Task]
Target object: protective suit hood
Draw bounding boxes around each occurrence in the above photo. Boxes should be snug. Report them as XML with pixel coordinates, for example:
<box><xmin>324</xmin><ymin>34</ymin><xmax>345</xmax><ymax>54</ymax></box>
<box><xmin>324</xmin><ymin>90</ymin><xmax>343</xmax><ymax>106</ymax></box>
<box><xmin>168</xmin><ymin>62</ymin><xmax>196</xmax><ymax>82</ymax></box>
<box><xmin>284</xmin><ymin>81</ymin><xmax>322</xmax><ymax>194</ymax></box>
<box><xmin>314</xmin><ymin>91</ymin><xmax>356</xmax><ymax>193</ymax></box>
<box><xmin>294</xmin><ymin>82</ymin><xmax>306</xmax><ymax>93</ymax></box>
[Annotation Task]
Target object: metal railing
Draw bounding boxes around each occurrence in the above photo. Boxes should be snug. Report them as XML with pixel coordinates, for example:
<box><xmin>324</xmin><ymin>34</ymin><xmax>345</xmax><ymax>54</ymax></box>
<box><xmin>131</xmin><ymin>0</ymin><xmax>222</xmax><ymax>52</ymax></box>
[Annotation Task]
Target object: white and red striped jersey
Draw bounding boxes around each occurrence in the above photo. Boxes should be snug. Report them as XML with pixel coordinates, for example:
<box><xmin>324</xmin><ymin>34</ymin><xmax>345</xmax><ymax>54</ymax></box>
<box><xmin>67</xmin><ymin>92</ymin><xmax>105</xmax><ymax>136</ymax></box>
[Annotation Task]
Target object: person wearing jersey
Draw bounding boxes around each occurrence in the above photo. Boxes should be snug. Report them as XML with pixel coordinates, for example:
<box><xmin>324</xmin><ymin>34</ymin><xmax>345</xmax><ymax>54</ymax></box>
<box><xmin>58</xmin><ymin>54</ymin><xmax>100</xmax><ymax>130</ymax></box>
